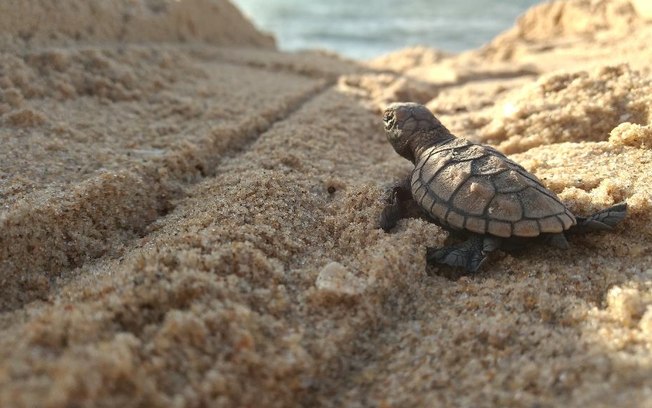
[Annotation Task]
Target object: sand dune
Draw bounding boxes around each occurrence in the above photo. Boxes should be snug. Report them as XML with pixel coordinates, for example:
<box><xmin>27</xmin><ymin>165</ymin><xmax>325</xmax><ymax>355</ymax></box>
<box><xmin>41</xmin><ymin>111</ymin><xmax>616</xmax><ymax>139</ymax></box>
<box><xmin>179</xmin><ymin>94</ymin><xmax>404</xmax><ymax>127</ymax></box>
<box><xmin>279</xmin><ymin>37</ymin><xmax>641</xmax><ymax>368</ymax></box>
<box><xmin>1</xmin><ymin>0</ymin><xmax>651</xmax><ymax>406</ymax></box>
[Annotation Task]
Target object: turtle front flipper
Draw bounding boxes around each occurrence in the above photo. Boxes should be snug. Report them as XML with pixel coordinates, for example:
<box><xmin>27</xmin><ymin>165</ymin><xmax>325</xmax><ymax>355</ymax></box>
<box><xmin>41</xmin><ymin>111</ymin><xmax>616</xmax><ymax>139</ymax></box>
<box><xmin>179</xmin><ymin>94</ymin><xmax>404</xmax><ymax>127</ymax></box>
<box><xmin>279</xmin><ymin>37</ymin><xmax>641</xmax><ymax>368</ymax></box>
<box><xmin>572</xmin><ymin>202</ymin><xmax>628</xmax><ymax>233</ymax></box>
<box><xmin>379</xmin><ymin>175</ymin><xmax>420</xmax><ymax>232</ymax></box>
<box><xmin>379</xmin><ymin>202</ymin><xmax>405</xmax><ymax>232</ymax></box>
<box><xmin>426</xmin><ymin>235</ymin><xmax>500</xmax><ymax>273</ymax></box>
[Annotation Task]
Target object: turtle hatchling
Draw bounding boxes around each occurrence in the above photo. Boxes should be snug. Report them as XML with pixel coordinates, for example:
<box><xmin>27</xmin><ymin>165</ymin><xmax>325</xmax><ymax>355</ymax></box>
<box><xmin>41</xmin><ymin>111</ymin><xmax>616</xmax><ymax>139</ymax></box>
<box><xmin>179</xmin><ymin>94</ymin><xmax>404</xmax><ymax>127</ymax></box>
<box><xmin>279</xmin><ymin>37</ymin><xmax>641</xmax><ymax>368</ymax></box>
<box><xmin>379</xmin><ymin>102</ymin><xmax>627</xmax><ymax>273</ymax></box>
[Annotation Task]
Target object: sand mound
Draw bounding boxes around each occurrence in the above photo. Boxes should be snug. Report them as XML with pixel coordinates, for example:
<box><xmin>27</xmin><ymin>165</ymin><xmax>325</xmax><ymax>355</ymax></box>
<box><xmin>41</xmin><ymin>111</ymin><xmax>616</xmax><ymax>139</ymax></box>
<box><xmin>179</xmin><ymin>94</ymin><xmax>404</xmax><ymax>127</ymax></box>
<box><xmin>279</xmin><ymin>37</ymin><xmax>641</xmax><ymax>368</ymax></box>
<box><xmin>0</xmin><ymin>0</ymin><xmax>274</xmax><ymax>51</ymax></box>
<box><xmin>1</xmin><ymin>0</ymin><xmax>652</xmax><ymax>407</ymax></box>
<box><xmin>478</xmin><ymin>0</ymin><xmax>652</xmax><ymax>69</ymax></box>
<box><xmin>495</xmin><ymin>0</ymin><xmax>642</xmax><ymax>43</ymax></box>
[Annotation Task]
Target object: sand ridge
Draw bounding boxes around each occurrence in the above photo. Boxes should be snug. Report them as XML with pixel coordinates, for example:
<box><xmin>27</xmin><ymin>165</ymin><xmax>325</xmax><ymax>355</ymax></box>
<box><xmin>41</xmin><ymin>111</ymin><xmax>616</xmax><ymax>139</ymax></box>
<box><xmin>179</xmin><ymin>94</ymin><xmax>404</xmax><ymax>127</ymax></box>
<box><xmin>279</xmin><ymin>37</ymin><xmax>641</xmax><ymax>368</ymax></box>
<box><xmin>1</xmin><ymin>0</ymin><xmax>652</xmax><ymax>407</ymax></box>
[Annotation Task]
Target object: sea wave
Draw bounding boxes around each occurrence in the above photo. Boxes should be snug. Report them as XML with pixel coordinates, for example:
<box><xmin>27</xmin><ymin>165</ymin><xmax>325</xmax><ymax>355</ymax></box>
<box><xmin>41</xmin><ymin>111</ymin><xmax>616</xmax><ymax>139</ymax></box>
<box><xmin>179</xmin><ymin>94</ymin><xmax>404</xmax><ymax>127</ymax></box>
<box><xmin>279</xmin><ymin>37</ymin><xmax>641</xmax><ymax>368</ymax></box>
<box><xmin>232</xmin><ymin>0</ymin><xmax>541</xmax><ymax>58</ymax></box>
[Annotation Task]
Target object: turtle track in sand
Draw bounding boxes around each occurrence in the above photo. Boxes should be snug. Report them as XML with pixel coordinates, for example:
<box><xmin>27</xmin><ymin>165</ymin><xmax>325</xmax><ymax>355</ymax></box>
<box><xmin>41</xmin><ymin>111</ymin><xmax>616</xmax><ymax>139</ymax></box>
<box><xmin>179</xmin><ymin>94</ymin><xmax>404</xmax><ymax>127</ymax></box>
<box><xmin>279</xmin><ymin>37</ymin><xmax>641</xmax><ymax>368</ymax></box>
<box><xmin>0</xmin><ymin>45</ymin><xmax>333</xmax><ymax>312</ymax></box>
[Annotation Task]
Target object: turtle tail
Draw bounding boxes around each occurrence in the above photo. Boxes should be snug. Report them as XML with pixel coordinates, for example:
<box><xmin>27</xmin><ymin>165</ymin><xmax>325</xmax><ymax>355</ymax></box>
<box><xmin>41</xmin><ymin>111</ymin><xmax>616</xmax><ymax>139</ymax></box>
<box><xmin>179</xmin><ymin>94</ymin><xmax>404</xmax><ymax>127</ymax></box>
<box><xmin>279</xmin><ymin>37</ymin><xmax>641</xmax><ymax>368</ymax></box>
<box><xmin>571</xmin><ymin>202</ymin><xmax>627</xmax><ymax>233</ymax></box>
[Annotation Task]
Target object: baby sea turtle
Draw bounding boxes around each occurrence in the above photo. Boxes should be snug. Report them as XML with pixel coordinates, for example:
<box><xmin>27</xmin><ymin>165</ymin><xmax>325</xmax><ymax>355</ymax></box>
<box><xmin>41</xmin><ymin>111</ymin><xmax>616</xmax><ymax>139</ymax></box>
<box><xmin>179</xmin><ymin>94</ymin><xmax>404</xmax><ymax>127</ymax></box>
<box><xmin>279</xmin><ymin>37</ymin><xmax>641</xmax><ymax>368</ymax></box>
<box><xmin>380</xmin><ymin>102</ymin><xmax>627</xmax><ymax>273</ymax></box>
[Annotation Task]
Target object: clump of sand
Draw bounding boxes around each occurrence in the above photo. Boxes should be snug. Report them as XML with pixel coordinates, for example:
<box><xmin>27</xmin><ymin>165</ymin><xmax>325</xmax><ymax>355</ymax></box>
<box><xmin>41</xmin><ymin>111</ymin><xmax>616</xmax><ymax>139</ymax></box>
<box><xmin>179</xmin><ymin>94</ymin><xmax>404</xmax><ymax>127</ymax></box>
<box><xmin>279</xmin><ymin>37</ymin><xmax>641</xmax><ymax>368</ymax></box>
<box><xmin>366</xmin><ymin>46</ymin><xmax>451</xmax><ymax>73</ymax></box>
<box><xmin>478</xmin><ymin>64</ymin><xmax>652</xmax><ymax>153</ymax></box>
<box><xmin>1</xmin><ymin>0</ymin><xmax>652</xmax><ymax>407</ymax></box>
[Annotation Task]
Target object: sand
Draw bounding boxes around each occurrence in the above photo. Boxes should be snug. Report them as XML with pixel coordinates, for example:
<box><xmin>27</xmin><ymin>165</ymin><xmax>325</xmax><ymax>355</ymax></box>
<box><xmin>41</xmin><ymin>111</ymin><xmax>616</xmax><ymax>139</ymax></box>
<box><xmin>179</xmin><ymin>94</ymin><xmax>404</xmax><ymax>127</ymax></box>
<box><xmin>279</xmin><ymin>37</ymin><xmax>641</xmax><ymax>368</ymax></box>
<box><xmin>1</xmin><ymin>0</ymin><xmax>651</xmax><ymax>406</ymax></box>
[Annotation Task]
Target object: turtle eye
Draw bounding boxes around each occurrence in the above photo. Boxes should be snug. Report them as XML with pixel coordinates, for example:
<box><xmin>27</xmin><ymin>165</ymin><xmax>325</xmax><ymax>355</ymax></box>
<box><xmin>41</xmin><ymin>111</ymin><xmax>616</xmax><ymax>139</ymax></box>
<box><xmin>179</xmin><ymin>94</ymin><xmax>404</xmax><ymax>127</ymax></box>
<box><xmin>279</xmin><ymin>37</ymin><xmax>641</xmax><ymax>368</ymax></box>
<box><xmin>383</xmin><ymin>112</ymin><xmax>395</xmax><ymax>129</ymax></box>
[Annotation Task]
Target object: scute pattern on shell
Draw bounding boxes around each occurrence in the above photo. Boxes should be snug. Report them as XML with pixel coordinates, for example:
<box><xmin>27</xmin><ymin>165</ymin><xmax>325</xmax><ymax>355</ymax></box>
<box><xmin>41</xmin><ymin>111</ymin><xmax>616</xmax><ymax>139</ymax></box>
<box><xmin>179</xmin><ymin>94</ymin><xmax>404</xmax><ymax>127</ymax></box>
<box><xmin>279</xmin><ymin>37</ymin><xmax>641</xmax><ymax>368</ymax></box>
<box><xmin>411</xmin><ymin>139</ymin><xmax>576</xmax><ymax>238</ymax></box>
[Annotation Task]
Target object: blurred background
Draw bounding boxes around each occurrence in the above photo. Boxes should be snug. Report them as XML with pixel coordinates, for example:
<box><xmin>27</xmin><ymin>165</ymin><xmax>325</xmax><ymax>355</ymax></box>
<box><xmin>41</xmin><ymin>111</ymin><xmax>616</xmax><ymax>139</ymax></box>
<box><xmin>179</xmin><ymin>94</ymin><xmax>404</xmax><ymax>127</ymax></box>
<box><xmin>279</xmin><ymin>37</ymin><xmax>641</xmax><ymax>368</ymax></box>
<box><xmin>232</xmin><ymin>0</ymin><xmax>541</xmax><ymax>59</ymax></box>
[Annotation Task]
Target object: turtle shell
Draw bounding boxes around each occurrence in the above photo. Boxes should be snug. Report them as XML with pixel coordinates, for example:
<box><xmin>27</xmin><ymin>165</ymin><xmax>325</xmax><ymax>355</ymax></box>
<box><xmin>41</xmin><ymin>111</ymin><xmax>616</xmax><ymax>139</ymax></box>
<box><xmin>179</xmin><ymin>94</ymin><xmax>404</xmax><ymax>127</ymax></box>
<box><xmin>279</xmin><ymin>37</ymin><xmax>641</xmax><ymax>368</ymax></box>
<box><xmin>411</xmin><ymin>138</ymin><xmax>576</xmax><ymax>238</ymax></box>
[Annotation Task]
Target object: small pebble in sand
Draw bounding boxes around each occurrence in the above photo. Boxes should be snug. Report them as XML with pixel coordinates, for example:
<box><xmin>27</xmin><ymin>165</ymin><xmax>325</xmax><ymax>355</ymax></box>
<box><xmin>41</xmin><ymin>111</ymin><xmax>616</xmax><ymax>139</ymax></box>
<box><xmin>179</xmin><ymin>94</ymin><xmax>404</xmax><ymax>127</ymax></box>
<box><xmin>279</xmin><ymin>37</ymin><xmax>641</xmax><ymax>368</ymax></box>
<box><xmin>315</xmin><ymin>261</ymin><xmax>366</xmax><ymax>296</ymax></box>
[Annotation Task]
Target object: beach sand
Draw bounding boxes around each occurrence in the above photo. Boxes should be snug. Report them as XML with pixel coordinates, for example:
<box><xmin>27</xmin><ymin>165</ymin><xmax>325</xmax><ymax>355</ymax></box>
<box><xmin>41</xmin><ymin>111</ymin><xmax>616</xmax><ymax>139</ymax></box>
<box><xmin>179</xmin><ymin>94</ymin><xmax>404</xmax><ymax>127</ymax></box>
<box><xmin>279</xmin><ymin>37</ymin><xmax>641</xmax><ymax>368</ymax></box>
<box><xmin>1</xmin><ymin>0</ymin><xmax>651</xmax><ymax>406</ymax></box>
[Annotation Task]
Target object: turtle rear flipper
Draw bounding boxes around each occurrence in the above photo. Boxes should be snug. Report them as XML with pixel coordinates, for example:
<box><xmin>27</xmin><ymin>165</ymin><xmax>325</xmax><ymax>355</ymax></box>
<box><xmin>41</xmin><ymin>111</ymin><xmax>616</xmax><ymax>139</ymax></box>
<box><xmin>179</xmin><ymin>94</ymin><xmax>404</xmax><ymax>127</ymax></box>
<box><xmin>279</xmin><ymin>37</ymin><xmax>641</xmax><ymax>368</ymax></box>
<box><xmin>427</xmin><ymin>236</ymin><xmax>500</xmax><ymax>273</ymax></box>
<box><xmin>573</xmin><ymin>202</ymin><xmax>627</xmax><ymax>232</ymax></box>
<box><xmin>544</xmin><ymin>233</ymin><xmax>570</xmax><ymax>249</ymax></box>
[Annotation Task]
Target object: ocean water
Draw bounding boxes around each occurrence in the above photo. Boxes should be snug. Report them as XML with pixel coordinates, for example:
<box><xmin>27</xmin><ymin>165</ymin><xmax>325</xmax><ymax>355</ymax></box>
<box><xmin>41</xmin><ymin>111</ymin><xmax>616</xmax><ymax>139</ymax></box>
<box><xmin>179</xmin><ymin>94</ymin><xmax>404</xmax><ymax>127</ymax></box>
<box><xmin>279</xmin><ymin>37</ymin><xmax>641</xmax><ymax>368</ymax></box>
<box><xmin>232</xmin><ymin>0</ymin><xmax>542</xmax><ymax>60</ymax></box>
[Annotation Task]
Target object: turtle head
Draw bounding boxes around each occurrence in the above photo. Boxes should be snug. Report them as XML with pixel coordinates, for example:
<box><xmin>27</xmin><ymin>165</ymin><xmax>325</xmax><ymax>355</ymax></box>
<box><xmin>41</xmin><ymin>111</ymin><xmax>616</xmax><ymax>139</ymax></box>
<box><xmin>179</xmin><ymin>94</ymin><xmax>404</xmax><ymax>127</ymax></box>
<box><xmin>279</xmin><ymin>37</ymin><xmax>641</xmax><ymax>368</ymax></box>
<box><xmin>383</xmin><ymin>102</ymin><xmax>452</xmax><ymax>163</ymax></box>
